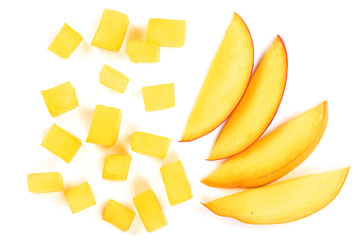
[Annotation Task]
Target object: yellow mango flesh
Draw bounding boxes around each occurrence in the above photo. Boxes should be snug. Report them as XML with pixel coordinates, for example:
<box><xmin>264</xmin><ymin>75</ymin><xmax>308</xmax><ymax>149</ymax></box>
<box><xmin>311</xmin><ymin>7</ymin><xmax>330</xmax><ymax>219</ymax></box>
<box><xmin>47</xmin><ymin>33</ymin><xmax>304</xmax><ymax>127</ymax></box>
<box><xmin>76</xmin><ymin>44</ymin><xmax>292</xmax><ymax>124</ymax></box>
<box><xmin>41</xmin><ymin>81</ymin><xmax>78</xmax><ymax>117</ymax></box>
<box><xmin>64</xmin><ymin>182</ymin><xmax>96</xmax><ymax>214</ymax></box>
<box><xmin>91</xmin><ymin>9</ymin><xmax>129</xmax><ymax>52</ymax></box>
<box><xmin>127</xmin><ymin>40</ymin><xmax>160</xmax><ymax>63</ymax></box>
<box><xmin>103</xmin><ymin>199</ymin><xmax>135</xmax><ymax>232</ymax></box>
<box><xmin>102</xmin><ymin>155</ymin><xmax>131</xmax><ymax>181</ymax></box>
<box><xmin>181</xmin><ymin>13</ymin><xmax>254</xmax><ymax>141</ymax></box>
<box><xmin>203</xmin><ymin>167</ymin><xmax>350</xmax><ymax>224</ymax></box>
<box><xmin>41</xmin><ymin>124</ymin><xmax>82</xmax><ymax>163</ymax></box>
<box><xmin>99</xmin><ymin>65</ymin><xmax>129</xmax><ymax>93</ymax></box>
<box><xmin>142</xmin><ymin>83</ymin><xmax>175</xmax><ymax>111</ymax></box>
<box><xmin>133</xmin><ymin>190</ymin><xmax>167</xmax><ymax>232</ymax></box>
<box><xmin>202</xmin><ymin>102</ymin><xmax>328</xmax><ymax>188</ymax></box>
<box><xmin>131</xmin><ymin>131</ymin><xmax>171</xmax><ymax>159</ymax></box>
<box><xmin>28</xmin><ymin>172</ymin><xmax>63</xmax><ymax>193</ymax></box>
<box><xmin>86</xmin><ymin>105</ymin><xmax>122</xmax><ymax>146</ymax></box>
<box><xmin>209</xmin><ymin>36</ymin><xmax>287</xmax><ymax>160</ymax></box>
<box><xmin>48</xmin><ymin>23</ymin><xmax>83</xmax><ymax>59</ymax></box>
<box><xmin>146</xmin><ymin>19</ymin><xmax>186</xmax><ymax>47</ymax></box>
<box><xmin>160</xmin><ymin>161</ymin><xmax>192</xmax><ymax>206</ymax></box>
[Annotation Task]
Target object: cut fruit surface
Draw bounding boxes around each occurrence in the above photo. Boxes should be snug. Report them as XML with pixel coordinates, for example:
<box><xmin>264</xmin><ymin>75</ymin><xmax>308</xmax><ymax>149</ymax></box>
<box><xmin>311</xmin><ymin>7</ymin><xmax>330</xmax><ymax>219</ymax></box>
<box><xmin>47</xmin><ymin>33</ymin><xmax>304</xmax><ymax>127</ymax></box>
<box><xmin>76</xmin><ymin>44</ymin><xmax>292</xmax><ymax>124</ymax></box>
<box><xmin>209</xmin><ymin>36</ymin><xmax>287</xmax><ymax>160</ymax></box>
<box><xmin>202</xmin><ymin>101</ymin><xmax>328</xmax><ymax>188</ymax></box>
<box><xmin>202</xmin><ymin>167</ymin><xmax>349</xmax><ymax>224</ymax></box>
<box><xmin>180</xmin><ymin>13</ymin><xmax>254</xmax><ymax>142</ymax></box>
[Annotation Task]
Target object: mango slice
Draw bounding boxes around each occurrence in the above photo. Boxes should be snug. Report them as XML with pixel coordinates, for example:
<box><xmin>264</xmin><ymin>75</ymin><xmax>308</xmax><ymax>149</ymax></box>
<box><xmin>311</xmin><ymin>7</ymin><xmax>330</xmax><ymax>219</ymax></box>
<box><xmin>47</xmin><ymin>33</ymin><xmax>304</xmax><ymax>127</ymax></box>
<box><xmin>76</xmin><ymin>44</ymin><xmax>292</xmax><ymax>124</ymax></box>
<box><xmin>86</xmin><ymin>105</ymin><xmax>122</xmax><ymax>146</ymax></box>
<box><xmin>160</xmin><ymin>161</ymin><xmax>192</xmax><ymax>206</ymax></box>
<box><xmin>41</xmin><ymin>81</ymin><xmax>78</xmax><ymax>117</ymax></box>
<box><xmin>208</xmin><ymin>36</ymin><xmax>288</xmax><ymax>160</ymax></box>
<box><xmin>99</xmin><ymin>65</ymin><xmax>129</xmax><ymax>93</ymax></box>
<box><xmin>64</xmin><ymin>182</ymin><xmax>96</xmax><ymax>214</ymax></box>
<box><xmin>103</xmin><ymin>199</ymin><xmax>135</xmax><ymax>232</ymax></box>
<box><xmin>142</xmin><ymin>83</ymin><xmax>175</xmax><ymax>111</ymax></box>
<box><xmin>28</xmin><ymin>172</ymin><xmax>64</xmax><ymax>193</ymax></box>
<box><xmin>131</xmin><ymin>131</ymin><xmax>171</xmax><ymax>159</ymax></box>
<box><xmin>202</xmin><ymin>101</ymin><xmax>328</xmax><ymax>188</ymax></box>
<box><xmin>146</xmin><ymin>19</ymin><xmax>185</xmax><ymax>47</ymax></box>
<box><xmin>48</xmin><ymin>23</ymin><xmax>83</xmax><ymax>59</ymax></box>
<box><xmin>91</xmin><ymin>9</ymin><xmax>129</xmax><ymax>52</ymax></box>
<box><xmin>133</xmin><ymin>190</ymin><xmax>167</xmax><ymax>232</ymax></box>
<box><xmin>127</xmin><ymin>40</ymin><xmax>160</xmax><ymax>63</ymax></box>
<box><xmin>181</xmin><ymin>13</ymin><xmax>254</xmax><ymax>141</ymax></box>
<box><xmin>102</xmin><ymin>155</ymin><xmax>131</xmax><ymax>181</ymax></box>
<box><xmin>41</xmin><ymin>124</ymin><xmax>82</xmax><ymax>163</ymax></box>
<box><xmin>202</xmin><ymin>167</ymin><xmax>350</xmax><ymax>224</ymax></box>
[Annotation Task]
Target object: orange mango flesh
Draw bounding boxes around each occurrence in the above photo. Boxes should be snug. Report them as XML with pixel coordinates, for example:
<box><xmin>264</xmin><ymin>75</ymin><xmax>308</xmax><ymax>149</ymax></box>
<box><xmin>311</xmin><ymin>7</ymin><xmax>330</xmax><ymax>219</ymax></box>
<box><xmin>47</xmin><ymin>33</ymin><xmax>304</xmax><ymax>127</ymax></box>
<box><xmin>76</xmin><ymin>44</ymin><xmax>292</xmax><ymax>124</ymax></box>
<box><xmin>64</xmin><ymin>182</ymin><xmax>96</xmax><ymax>214</ymax></box>
<box><xmin>133</xmin><ymin>190</ymin><xmax>167</xmax><ymax>232</ymax></box>
<box><xmin>127</xmin><ymin>40</ymin><xmax>160</xmax><ymax>63</ymax></box>
<box><xmin>146</xmin><ymin>19</ymin><xmax>186</xmax><ymax>47</ymax></box>
<box><xmin>160</xmin><ymin>161</ymin><xmax>192</xmax><ymax>206</ymax></box>
<box><xmin>102</xmin><ymin>155</ymin><xmax>131</xmax><ymax>181</ymax></box>
<box><xmin>202</xmin><ymin>101</ymin><xmax>328</xmax><ymax>188</ymax></box>
<box><xmin>181</xmin><ymin>13</ymin><xmax>254</xmax><ymax>142</ymax></box>
<box><xmin>99</xmin><ymin>64</ymin><xmax>129</xmax><ymax>93</ymax></box>
<box><xmin>142</xmin><ymin>83</ymin><xmax>175</xmax><ymax>111</ymax></box>
<box><xmin>209</xmin><ymin>36</ymin><xmax>287</xmax><ymax>160</ymax></box>
<box><xmin>131</xmin><ymin>131</ymin><xmax>171</xmax><ymax>159</ymax></box>
<box><xmin>27</xmin><ymin>172</ymin><xmax>64</xmax><ymax>193</ymax></box>
<box><xmin>202</xmin><ymin>167</ymin><xmax>349</xmax><ymax>224</ymax></box>
<box><xmin>103</xmin><ymin>199</ymin><xmax>135</xmax><ymax>232</ymax></box>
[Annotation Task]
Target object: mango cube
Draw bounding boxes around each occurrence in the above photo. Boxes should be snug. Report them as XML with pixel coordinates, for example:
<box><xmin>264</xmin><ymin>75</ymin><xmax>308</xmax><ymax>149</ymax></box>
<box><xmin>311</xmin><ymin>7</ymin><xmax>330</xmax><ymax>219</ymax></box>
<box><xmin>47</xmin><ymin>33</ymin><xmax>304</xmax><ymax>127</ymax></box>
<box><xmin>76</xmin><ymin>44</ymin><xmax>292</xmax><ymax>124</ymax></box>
<box><xmin>160</xmin><ymin>161</ymin><xmax>192</xmax><ymax>206</ymax></box>
<box><xmin>41</xmin><ymin>124</ymin><xmax>82</xmax><ymax>163</ymax></box>
<box><xmin>91</xmin><ymin>9</ymin><xmax>129</xmax><ymax>52</ymax></box>
<box><xmin>102</xmin><ymin>155</ymin><xmax>131</xmax><ymax>181</ymax></box>
<box><xmin>86</xmin><ymin>105</ymin><xmax>122</xmax><ymax>146</ymax></box>
<box><xmin>48</xmin><ymin>23</ymin><xmax>83</xmax><ymax>59</ymax></box>
<box><xmin>127</xmin><ymin>40</ymin><xmax>160</xmax><ymax>63</ymax></box>
<box><xmin>146</xmin><ymin>19</ymin><xmax>186</xmax><ymax>47</ymax></box>
<box><xmin>64</xmin><ymin>182</ymin><xmax>96</xmax><ymax>214</ymax></box>
<box><xmin>133</xmin><ymin>190</ymin><xmax>167</xmax><ymax>232</ymax></box>
<box><xmin>142</xmin><ymin>83</ymin><xmax>175</xmax><ymax>111</ymax></box>
<box><xmin>28</xmin><ymin>172</ymin><xmax>64</xmax><ymax>193</ymax></box>
<box><xmin>103</xmin><ymin>199</ymin><xmax>135</xmax><ymax>232</ymax></box>
<box><xmin>99</xmin><ymin>65</ymin><xmax>129</xmax><ymax>93</ymax></box>
<box><xmin>131</xmin><ymin>131</ymin><xmax>171</xmax><ymax>159</ymax></box>
<box><xmin>41</xmin><ymin>81</ymin><xmax>78</xmax><ymax>117</ymax></box>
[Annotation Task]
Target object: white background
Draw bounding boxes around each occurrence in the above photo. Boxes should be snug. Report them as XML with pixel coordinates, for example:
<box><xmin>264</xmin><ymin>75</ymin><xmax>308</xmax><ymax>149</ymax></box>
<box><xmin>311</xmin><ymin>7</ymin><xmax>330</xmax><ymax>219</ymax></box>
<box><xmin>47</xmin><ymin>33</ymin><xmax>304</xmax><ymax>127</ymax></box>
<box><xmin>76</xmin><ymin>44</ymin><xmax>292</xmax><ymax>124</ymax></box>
<box><xmin>0</xmin><ymin>0</ymin><xmax>359</xmax><ymax>239</ymax></box>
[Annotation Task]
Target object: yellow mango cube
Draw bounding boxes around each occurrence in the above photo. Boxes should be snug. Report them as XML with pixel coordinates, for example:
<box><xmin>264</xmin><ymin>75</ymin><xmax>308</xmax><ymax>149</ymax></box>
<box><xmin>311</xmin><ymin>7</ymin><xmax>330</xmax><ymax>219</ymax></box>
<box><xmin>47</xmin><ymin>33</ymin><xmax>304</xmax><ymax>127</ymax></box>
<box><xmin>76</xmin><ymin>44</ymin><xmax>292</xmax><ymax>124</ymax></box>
<box><xmin>131</xmin><ymin>131</ymin><xmax>171</xmax><ymax>159</ymax></box>
<box><xmin>146</xmin><ymin>19</ymin><xmax>186</xmax><ymax>47</ymax></box>
<box><xmin>99</xmin><ymin>65</ymin><xmax>129</xmax><ymax>93</ymax></box>
<box><xmin>64</xmin><ymin>182</ymin><xmax>96</xmax><ymax>214</ymax></box>
<box><xmin>160</xmin><ymin>161</ymin><xmax>192</xmax><ymax>206</ymax></box>
<box><xmin>103</xmin><ymin>199</ymin><xmax>135</xmax><ymax>232</ymax></box>
<box><xmin>142</xmin><ymin>83</ymin><xmax>175</xmax><ymax>111</ymax></box>
<box><xmin>41</xmin><ymin>81</ymin><xmax>78</xmax><ymax>117</ymax></box>
<box><xmin>41</xmin><ymin>124</ymin><xmax>82</xmax><ymax>163</ymax></box>
<box><xmin>86</xmin><ymin>105</ymin><xmax>122</xmax><ymax>146</ymax></box>
<box><xmin>102</xmin><ymin>155</ymin><xmax>131</xmax><ymax>181</ymax></box>
<box><xmin>127</xmin><ymin>40</ymin><xmax>160</xmax><ymax>63</ymax></box>
<box><xmin>27</xmin><ymin>172</ymin><xmax>64</xmax><ymax>193</ymax></box>
<box><xmin>91</xmin><ymin>9</ymin><xmax>129</xmax><ymax>52</ymax></box>
<box><xmin>48</xmin><ymin>23</ymin><xmax>83</xmax><ymax>59</ymax></box>
<box><xmin>133</xmin><ymin>190</ymin><xmax>167</xmax><ymax>232</ymax></box>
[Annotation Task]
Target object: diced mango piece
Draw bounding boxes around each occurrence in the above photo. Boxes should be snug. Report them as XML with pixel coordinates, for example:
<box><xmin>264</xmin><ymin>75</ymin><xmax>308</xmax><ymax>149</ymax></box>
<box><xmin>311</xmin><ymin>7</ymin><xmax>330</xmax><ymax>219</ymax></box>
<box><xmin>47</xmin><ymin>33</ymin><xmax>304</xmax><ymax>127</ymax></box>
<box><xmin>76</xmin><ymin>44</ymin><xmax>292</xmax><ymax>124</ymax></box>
<box><xmin>48</xmin><ymin>23</ymin><xmax>83</xmax><ymax>59</ymax></box>
<box><xmin>64</xmin><ymin>182</ymin><xmax>96</xmax><ymax>214</ymax></box>
<box><xmin>127</xmin><ymin>41</ymin><xmax>160</xmax><ymax>63</ymax></box>
<box><xmin>133</xmin><ymin>190</ymin><xmax>167</xmax><ymax>232</ymax></box>
<box><xmin>160</xmin><ymin>161</ymin><xmax>192</xmax><ymax>206</ymax></box>
<box><xmin>103</xmin><ymin>199</ymin><xmax>135</xmax><ymax>232</ymax></box>
<box><xmin>41</xmin><ymin>124</ymin><xmax>82</xmax><ymax>163</ymax></box>
<box><xmin>86</xmin><ymin>105</ymin><xmax>122</xmax><ymax>146</ymax></box>
<box><xmin>91</xmin><ymin>9</ymin><xmax>129</xmax><ymax>52</ymax></box>
<box><xmin>99</xmin><ymin>65</ymin><xmax>129</xmax><ymax>93</ymax></box>
<box><xmin>102</xmin><ymin>155</ymin><xmax>131</xmax><ymax>181</ymax></box>
<box><xmin>41</xmin><ymin>81</ymin><xmax>78</xmax><ymax>117</ymax></box>
<box><xmin>146</xmin><ymin>19</ymin><xmax>186</xmax><ymax>47</ymax></box>
<box><xmin>131</xmin><ymin>131</ymin><xmax>171</xmax><ymax>159</ymax></box>
<box><xmin>142</xmin><ymin>83</ymin><xmax>175</xmax><ymax>111</ymax></box>
<box><xmin>27</xmin><ymin>172</ymin><xmax>64</xmax><ymax>193</ymax></box>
